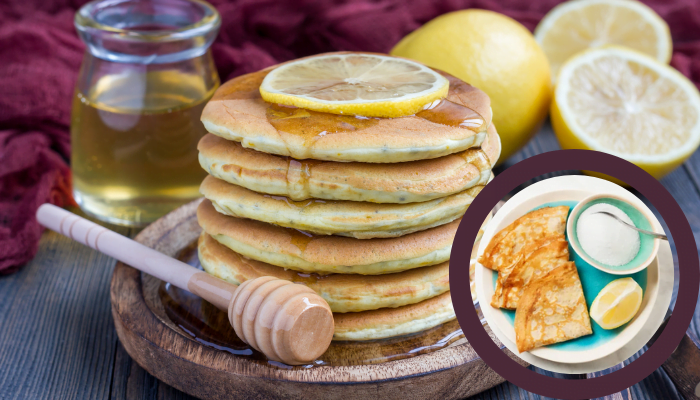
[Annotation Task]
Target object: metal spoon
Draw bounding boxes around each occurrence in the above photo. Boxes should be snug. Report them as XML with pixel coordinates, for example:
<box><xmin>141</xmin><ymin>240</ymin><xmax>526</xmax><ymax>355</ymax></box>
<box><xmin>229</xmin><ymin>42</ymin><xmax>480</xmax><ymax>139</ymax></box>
<box><xmin>593</xmin><ymin>211</ymin><xmax>668</xmax><ymax>241</ymax></box>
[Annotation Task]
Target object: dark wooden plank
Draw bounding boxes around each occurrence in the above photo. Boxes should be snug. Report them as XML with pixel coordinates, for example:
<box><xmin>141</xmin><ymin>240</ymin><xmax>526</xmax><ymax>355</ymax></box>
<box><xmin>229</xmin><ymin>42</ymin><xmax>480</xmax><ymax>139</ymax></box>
<box><xmin>0</xmin><ymin>211</ymin><xmax>130</xmax><ymax>400</ymax></box>
<box><xmin>110</xmin><ymin>341</ymin><xmax>158</xmax><ymax>400</ymax></box>
<box><xmin>679</xmin><ymin>144</ymin><xmax>700</xmax><ymax>195</ymax></box>
<box><xmin>111</xmin><ymin>341</ymin><xmax>196</xmax><ymax>400</ymax></box>
<box><xmin>659</xmin><ymin>331</ymin><xmax>700</xmax><ymax>400</ymax></box>
<box><xmin>156</xmin><ymin>382</ymin><xmax>199</xmax><ymax>400</ymax></box>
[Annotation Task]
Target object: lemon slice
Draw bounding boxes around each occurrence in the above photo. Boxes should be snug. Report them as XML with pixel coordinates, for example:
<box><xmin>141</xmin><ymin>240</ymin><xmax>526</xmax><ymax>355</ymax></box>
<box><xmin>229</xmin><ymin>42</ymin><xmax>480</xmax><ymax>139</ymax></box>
<box><xmin>589</xmin><ymin>278</ymin><xmax>643</xmax><ymax>330</ymax></box>
<box><xmin>260</xmin><ymin>54</ymin><xmax>449</xmax><ymax>118</ymax></box>
<box><xmin>552</xmin><ymin>46</ymin><xmax>700</xmax><ymax>179</ymax></box>
<box><xmin>535</xmin><ymin>0</ymin><xmax>672</xmax><ymax>81</ymax></box>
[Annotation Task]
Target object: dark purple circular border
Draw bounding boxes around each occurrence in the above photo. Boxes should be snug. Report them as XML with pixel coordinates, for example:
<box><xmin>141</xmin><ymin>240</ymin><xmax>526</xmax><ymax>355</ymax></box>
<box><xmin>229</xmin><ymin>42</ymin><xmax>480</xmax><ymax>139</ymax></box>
<box><xmin>450</xmin><ymin>149</ymin><xmax>698</xmax><ymax>399</ymax></box>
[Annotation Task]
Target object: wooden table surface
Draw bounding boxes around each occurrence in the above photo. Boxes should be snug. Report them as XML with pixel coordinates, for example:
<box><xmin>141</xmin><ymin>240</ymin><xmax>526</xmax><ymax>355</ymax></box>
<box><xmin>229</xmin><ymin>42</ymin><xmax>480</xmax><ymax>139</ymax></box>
<box><xmin>0</xmin><ymin>122</ymin><xmax>695</xmax><ymax>400</ymax></box>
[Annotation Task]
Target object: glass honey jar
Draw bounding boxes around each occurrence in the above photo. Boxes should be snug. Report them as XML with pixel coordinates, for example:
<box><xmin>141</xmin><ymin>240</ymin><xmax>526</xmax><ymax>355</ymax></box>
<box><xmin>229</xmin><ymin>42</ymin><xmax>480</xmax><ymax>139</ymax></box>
<box><xmin>72</xmin><ymin>0</ymin><xmax>220</xmax><ymax>226</ymax></box>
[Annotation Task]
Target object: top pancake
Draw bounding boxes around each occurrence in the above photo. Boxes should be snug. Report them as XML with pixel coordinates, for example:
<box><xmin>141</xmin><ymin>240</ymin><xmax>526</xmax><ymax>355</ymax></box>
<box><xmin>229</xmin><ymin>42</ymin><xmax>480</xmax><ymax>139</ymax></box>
<box><xmin>198</xmin><ymin>123</ymin><xmax>499</xmax><ymax>204</ymax></box>
<box><xmin>200</xmin><ymin>52</ymin><xmax>492</xmax><ymax>163</ymax></box>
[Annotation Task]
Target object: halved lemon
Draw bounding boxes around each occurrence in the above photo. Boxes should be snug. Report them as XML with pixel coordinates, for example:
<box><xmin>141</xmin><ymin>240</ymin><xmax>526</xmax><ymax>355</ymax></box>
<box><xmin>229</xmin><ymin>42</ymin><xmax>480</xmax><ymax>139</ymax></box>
<box><xmin>535</xmin><ymin>0</ymin><xmax>672</xmax><ymax>81</ymax></box>
<box><xmin>589</xmin><ymin>278</ymin><xmax>643</xmax><ymax>330</ymax></box>
<box><xmin>259</xmin><ymin>53</ymin><xmax>449</xmax><ymax>118</ymax></box>
<box><xmin>552</xmin><ymin>46</ymin><xmax>700</xmax><ymax>179</ymax></box>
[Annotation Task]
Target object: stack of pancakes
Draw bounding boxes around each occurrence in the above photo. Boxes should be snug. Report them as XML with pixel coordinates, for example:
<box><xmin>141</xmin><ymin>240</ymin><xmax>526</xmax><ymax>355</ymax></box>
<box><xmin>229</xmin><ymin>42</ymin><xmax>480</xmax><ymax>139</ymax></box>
<box><xmin>195</xmin><ymin>55</ymin><xmax>500</xmax><ymax>341</ymax></box>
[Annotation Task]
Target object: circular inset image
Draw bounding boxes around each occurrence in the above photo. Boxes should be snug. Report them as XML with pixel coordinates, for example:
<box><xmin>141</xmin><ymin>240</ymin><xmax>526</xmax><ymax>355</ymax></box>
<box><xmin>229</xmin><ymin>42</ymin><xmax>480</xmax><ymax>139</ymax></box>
<box><xmin>473</xmin><ymin>175</ymin><xmax>673</xmax><ymax>374</ymax></box>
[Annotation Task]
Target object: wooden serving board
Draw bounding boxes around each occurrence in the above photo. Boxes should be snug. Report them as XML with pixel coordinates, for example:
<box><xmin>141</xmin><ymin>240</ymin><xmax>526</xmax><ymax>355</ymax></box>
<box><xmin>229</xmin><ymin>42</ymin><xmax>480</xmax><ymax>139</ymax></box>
<box><xmin>110</xmin><ymin>199</ymin><xmax>525</xmax><ymax>399</ymax></box>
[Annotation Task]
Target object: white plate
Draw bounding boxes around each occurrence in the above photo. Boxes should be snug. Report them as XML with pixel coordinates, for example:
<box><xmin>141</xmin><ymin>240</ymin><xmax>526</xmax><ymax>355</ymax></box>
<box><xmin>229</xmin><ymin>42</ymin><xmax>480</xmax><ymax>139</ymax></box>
<box><xmin>475</xmin><ymin>176</ymin><xmax>673</xmax><ymax>373</ymax></box>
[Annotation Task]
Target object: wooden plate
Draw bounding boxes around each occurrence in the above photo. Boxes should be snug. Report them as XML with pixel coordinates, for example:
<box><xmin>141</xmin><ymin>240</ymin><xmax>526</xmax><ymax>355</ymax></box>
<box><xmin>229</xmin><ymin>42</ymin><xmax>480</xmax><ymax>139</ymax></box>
<box><xmin>110</xmin><ymin>199</ymin><xmax>525</xmax><ymax>399</ymax></box>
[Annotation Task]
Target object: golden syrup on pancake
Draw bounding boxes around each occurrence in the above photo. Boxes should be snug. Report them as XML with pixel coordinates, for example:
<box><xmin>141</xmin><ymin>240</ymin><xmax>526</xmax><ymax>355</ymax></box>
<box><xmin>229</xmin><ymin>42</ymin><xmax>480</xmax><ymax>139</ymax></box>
<box><xmin>459</xmin><ymin>149</ymin><xmax>492</xmax><ymax>174</ymax></box>
<box><xmin>213</xmin><ymin>233</ymin><xmax>330</xmax><ymax>279</ymax></box>
<box><xmin>262</xmin><ymin>194</ymin><xmax>327</xmax><ymax>209</ymax></box>
<box><xmin>288</xmin><ymin>228</ymin><xmax>316</xmax><ymax>252</ymax></box>
<box><xmin>416</xmin><ymin>99</ymin><xmax>484</xmax><ymax>129</ymax></box>
<box><xmin>217</xmin><ymin>70</ymin><xmax>486</xmax><ymax>151</ymax></box>
<box><xmin>158</xmin><ymin>242</ymin><xmax>466</xmax><ymax>368</ymax></box>
<box><xmin>290</xmin><ymin>271</ymin><xmax>333</xmax><ymax>285</ymax></box>
<box><xmin>267</xmin><ymin>104</ymin><xmax>382</xmax><ymax>147</ymax></box>
<box><xmin>285</xmin><ymin>158</ymin><xmax>323</xmax><ymax>200</ymax></box>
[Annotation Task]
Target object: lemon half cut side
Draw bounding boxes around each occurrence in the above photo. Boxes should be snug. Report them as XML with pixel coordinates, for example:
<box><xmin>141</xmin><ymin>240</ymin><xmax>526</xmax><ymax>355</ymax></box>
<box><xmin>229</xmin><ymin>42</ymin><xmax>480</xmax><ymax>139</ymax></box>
<box><xmin>535</xmin><ymin>0</ymin><xmax>672</xmax><ymax>81</ymax></box>
<box><xmin>260</xmin><ymin>54</ymin><xmax>449</xmax><ymax>118</ymax></box>
<box><xmin>552</xmin><ymin>46</ymin><xmax>700</xmax><ymax>179</ymax></box>
<box><xmin>589</xmin><ymin>277</ymin><xmax>643</xmax><ymax>330</ymax></box>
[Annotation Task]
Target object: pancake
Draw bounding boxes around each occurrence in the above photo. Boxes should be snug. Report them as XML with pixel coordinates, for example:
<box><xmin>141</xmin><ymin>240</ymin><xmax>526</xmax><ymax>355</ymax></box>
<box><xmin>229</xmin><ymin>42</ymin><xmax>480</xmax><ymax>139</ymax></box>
<box><xmin>200</xmin><ymin>175</ymin><xmax>483</xmax><ymax>238</ymax></box>
<box><xmin>197</xmin><ymin>199</ymin><xmax>456</xmax><ymax>274</ymax></box>
<box><xmin>478</xmin><ymin>206</ymin><xmax>569</xmax><ymax>272</ymax></box>
<box><xmin>514</xmin><ymin>263</ymin><xmax>592</xmax><ymax>352</ymax></box>
<box><xmin>198</xmin><ymin>232</ymin><xmax>449</xmax><ymax>313</ymax></box>
<box><xmin>197</xmin><ymin>125</ymin><xmax>497</xmax><ymax>203</ymax></box>
<box><xmin>491</xmin><ymin>237</ymin><xmax>570</xmax><ymax>309</ymax></box>
<box><xmin>333</xmin><ymin>291</ymin><xmax>455</xmax><ymax>341</ymax></box>
<box><xmin>481</xmin><ymin>123</ymin><xmax>501</xmax><ymax>168</ymax></box>
<box><xmin>200</xmin><ymin>52</ymin><xmax>492</xmax><ymax>163</ymax></box>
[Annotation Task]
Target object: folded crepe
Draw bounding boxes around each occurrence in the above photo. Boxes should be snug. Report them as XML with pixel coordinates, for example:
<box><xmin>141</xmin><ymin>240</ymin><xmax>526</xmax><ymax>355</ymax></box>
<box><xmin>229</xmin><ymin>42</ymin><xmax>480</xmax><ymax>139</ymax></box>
<box><xmin>514</xmin><ymin>262</ymin><xmax>592</xmax><ymax>353</ymax></box>
<box><xmin>478</xmin><ymin>206</ymin><xmax>568</xmax><ymax>273</ymax></box>
<box><xmin>491</xmin><ymin>237</ymin><xmax>570</xmax><ymax>309</ymax></box>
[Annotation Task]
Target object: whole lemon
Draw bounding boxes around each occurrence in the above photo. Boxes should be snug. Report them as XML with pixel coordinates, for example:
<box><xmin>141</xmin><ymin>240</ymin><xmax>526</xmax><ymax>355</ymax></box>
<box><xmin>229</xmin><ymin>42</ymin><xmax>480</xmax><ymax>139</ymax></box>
<box><xmin>391</xmin><ymin>10</ymin><xmax>552</xmax><ymax>163</ymax></box>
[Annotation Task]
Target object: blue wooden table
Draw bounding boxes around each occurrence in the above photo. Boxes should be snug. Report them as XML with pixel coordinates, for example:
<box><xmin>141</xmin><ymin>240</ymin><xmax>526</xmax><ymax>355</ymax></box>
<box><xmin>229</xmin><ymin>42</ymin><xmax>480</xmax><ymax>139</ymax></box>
<box><xmin>0</xmin><ymin>121</ymin><xmax>693</xmax><ymax>399</ymax></box>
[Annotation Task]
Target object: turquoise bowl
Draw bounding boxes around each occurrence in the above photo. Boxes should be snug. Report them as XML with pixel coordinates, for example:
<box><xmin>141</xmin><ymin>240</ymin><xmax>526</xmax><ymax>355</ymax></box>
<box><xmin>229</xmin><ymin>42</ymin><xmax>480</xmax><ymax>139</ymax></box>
<box><xmin>567</xmin><ymin>194</ymin><xmax>660</xmax><ymax>275</ymax></box>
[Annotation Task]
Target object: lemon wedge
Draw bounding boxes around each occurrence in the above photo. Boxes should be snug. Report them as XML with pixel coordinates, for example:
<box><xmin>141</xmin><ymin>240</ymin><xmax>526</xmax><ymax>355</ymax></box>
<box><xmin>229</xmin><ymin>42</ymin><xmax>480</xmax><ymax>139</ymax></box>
<box><xmin>259</xmin><ymin>53</ymin><xmax>449</xmax><ymax>118</ymax></box>
<box><xmin>551</xmin><ymin>46</ymin><xmax>700</xmax><ymax>179</ymax></box>
<box><xmin>590</xmin><ymin>277</ymin><xmax>643</xmax><ymax>330</ymax></box>
<box><xmin>535</xmin><ymin>0</ymin><xmax>672</xmax><ymax>81</ymax></box>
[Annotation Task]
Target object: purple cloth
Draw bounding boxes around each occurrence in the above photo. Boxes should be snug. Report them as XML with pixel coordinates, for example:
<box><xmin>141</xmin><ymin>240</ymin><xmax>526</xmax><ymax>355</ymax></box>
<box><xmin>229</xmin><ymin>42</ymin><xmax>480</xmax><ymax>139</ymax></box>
<box><xmin>1</xmin><ymin>0</ymin><xmax>699</xmax><ymax>273</ymax></box>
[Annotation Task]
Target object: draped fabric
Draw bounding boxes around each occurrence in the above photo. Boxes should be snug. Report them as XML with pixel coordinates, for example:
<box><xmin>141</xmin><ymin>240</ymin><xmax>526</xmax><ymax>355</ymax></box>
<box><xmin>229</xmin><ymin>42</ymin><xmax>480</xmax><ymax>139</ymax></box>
<box><xmin>1</xmin><ymin>0</ymin><xmax>699</xmax><ymax>273</ymax></box>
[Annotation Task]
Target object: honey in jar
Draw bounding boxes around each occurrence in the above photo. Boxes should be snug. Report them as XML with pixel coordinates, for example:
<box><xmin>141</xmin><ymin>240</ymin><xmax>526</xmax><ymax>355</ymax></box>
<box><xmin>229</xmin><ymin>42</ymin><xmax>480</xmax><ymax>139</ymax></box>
<box><xmin>71</xmin><ymin>0</ymin><xmax>220</xmax><ymax>226</ymax></box>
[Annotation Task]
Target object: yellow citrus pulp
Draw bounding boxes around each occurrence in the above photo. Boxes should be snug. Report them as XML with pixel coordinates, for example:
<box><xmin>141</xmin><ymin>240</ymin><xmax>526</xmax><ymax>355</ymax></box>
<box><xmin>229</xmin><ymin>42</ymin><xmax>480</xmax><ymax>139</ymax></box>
<box><xmin>535</xmin><ymin>0</ymin><xmax>672</xmax><ymax>82</ymax></box>
<box><xmin>259</xmin><ymin>53</ymin><xmax>449</xmax><ymax>118</ymax></box>
<box><xmin>589</xmin><ymin>277</ymin><xmax>643</xmax><ymax>330</ymax></box>
<box><xmin>552</xmin><ymin>46</ymin><xmax>700</xmax><ymax>179</ymax></box>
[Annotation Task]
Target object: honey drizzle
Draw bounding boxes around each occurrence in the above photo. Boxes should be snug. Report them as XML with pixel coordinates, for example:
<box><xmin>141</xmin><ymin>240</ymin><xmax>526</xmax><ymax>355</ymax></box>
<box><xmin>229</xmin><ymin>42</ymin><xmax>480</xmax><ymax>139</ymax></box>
<box><xmin>285</xmin><ymin>158</ymin><xmax>323</xmax><ymax>201</ymax></box>
<box><xmin>216</xmin><ymin>70</ymin><xmax>486</xmax><ymax>149</ymax></box>
<box><xmin>226</xmin><ymin>232</ymin><xmax>333</xmax><ymax>280</ymax></box>
<box><xmin>156</xmin><ymin>240</ymin><xmax>467</xmax><ymax>369</ymax></box>
<box><xmin>460</xmin><ymin>149</ymin><xmax>492</xmax><ymax>174</ymax></box>
<box><xmin>288</xmin><ymin>228</ymin><xmax>315</xmax><ymax>252</ymax></box>
<box><xmin>262</xmin><ymin>194</ymin><xmax>326</xmax><ymax>209</ymax></box>
<box><xmin>416</xmin><ymin>99</ymin><xmax>484</xmax><ymax>129</ymax></box>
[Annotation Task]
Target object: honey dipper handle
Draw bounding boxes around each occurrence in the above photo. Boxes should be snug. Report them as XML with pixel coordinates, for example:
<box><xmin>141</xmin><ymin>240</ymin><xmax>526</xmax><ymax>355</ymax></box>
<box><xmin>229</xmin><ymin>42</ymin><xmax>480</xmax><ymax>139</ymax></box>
<box><xmin>36</xmin><ymin>204</ymin><xmax>235</xmax><ymax>310</ymax></box>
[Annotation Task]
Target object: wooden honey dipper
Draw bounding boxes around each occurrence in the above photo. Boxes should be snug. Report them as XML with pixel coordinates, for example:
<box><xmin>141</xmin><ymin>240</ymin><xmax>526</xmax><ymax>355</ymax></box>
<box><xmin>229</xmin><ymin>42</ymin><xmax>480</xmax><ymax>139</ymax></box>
<box><xmin>36</xmin><ymin>204</ymin><xmax>334</xmax><ymax>365</ymax></box>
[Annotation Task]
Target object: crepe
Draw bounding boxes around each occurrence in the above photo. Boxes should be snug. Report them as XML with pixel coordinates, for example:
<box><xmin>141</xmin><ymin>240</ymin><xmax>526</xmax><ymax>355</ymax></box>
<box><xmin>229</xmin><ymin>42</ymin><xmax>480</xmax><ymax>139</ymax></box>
<box><xmin>514</xmin><ymin>263</ymin><xmax>592</xmax><ymax>352</ymax></box>
<box><xmin>478</xmin><ymin>206</ymin><xmax>569</xmax><ymax>272</ymax></box>
<box><xmin>491</xmin><ymin>238</ymin><xmax>570</xmax><ymax>309</ymax></box>
<box><xmin>200</xmin><ymin>52</ymin><xmax>492</xmax><ymax>163</ymax></box>
<box><xmin>197</xmin><ymin>124</ymin><xmax>497</xmax><ymax>204</ymax></box>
